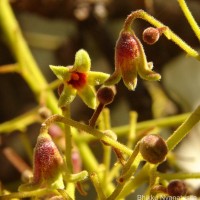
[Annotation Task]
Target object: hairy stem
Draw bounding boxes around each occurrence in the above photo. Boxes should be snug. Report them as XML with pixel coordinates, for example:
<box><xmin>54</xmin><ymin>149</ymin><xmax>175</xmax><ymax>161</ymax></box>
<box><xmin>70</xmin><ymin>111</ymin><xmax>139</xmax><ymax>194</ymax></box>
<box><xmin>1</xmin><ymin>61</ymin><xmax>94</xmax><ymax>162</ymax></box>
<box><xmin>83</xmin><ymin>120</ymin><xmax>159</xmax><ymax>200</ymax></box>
<box><xmin>40</xmin><ymin>114</ymin><xmax>133</xmax><ymax>156</ymax></box>
<box><xmin>123</xmin><ymin>9</ymin><xmax>200</xmax><ymax>59</ymax></box>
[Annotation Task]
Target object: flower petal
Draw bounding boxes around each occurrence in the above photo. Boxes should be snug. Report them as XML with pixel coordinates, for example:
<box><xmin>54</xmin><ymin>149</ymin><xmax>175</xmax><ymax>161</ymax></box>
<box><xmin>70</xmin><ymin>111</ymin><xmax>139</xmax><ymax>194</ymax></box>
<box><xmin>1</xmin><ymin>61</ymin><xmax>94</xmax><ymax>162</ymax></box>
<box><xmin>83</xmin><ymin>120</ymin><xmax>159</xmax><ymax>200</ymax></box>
<box><xmin>78</xmin><ymin>85</ymin><xmax>96</xmax><ymax>109</ymax></box>
<box><xmin>137</xmin><ymin>62</ymin><xmax>161</xmax><ymax>81</ymax></box>
<box><xmin>50</xmin><ymin>65</ymin><xmax>71</xmax><ymax>81</ymax></box>
<box><xmin>87</xmin><ymin>71</ymin><xmax>110</xmax><ymax>85</ymax></box>
<box><xmin>58</xmin><ymin>85</ymin><xmax>77</xmax><ymax>108</ymax></box>
<box><xmin>121</xmin><ymin>64</ymin><xmax>137</xmax><ymax>90</ymax></box>
<box><xmin>104</xmin><ymin>69</ymin><xmax>121</xmax><ymax>86</ymax></box>
<box><xmin>73</xmin><ymin>49</ymin><xmax>91</xmax><ymax>72</ymax></box>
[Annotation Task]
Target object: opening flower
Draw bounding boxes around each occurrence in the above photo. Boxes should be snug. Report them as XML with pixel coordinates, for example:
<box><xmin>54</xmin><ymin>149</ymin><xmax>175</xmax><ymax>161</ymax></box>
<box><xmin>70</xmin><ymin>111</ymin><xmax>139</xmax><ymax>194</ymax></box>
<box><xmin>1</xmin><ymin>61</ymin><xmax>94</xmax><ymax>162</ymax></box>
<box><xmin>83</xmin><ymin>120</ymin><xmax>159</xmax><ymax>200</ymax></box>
<box><xmin>105</xmin><ymin>28</ymin><xmax>161</xmax><ymax>90</ymax></box>
<box><xmin>50</xmin><ymin>49</ymin><xmax>109</xmax><ymax>109</ymax></box>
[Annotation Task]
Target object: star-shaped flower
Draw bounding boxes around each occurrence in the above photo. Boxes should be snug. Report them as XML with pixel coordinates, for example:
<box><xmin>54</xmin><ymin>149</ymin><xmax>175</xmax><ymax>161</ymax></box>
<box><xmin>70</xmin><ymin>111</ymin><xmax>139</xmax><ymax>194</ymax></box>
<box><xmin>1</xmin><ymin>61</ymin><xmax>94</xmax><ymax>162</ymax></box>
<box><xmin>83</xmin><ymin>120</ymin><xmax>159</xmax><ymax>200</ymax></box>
<box><xmin>105</xmin><ymin>29</ymin><xmax>161</xmax><ymax>90</ymax></box>
<box><xmin>50</xmin><ymin>49</ymin><xmax>109</xmax><ymax>109</ymax></box>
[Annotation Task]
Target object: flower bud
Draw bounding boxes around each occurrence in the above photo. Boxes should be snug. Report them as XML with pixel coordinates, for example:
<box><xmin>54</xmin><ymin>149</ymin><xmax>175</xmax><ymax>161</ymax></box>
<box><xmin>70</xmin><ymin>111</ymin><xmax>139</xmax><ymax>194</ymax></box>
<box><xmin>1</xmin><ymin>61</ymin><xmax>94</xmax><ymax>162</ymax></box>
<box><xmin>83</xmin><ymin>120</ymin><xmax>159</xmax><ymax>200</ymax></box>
<box><xmin>19</xmin><ymin>133</ymin><xmax>64</xmax><ymax>191</ymax></box>
<box><xmin>97</xmin><ymin>86</ymin><xmax>116</xmax><ymax>105</ymax></box>
<box><xmin>139</xmin><ymin>134</ymin><xmax>168</xmax><ymax>164</ymax></box>
<box><xmin>105</xmin><ymin>29</ymin><xmax>161</xmax><ymax>90</ymax></box>
<box><xmin>142</xmin><ymin>27</ymin><xmax>160</xmax><ymax>45</ymax></box>
<box><xmin>167</xmin><ymin>180</ymin><xmax>187</xmax><ymax>197</ymax></box>
<box><xmin>33</xmin><ymin>133</ymin><xmax>64</xmax><ymax>185</ymax></box>
<box><xmin>142</xmin><ymin>27</ymin><xmax>166</xmax><ymax>45</ymax></box>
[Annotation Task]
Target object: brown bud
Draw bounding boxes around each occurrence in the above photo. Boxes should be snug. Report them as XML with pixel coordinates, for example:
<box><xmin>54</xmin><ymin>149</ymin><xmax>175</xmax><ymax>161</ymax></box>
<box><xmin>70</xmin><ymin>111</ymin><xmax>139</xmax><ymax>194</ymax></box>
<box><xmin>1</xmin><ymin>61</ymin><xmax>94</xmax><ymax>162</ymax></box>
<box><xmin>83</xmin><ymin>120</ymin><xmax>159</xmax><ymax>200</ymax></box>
<box><xmin>142</xmin><ymin>27</ymin><xmax>167</xmax><ymax>45</ymax></box>
<box><xmin>167</xmin><ymin>180</ymin><xmax>187</xmax><ymax>197</ymax></box>
<box><xmin>142</xmin><ymin>27</ymin><xmax>160</xmax><ymax>45</ymax></box>
<box><xmin>97</xmin><ymin>86</ymin><xmax>116</xmax><ymax>105</ymax></box>
<box><xmin>139</xmin><ymin>134</ymin><xmax>168</xmax><ymax>164</ymax></box>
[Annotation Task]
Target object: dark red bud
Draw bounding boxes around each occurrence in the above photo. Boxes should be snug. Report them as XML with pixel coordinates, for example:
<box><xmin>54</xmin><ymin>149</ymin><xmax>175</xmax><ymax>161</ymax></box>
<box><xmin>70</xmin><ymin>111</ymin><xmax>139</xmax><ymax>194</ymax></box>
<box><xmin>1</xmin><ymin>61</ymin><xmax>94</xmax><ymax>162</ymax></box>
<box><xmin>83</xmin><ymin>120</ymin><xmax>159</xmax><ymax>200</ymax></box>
<box><xmin>97</xmin><ymin>86</ymin><xmax>116</xmax><ymax>105</ymax></box>
<box><xmin>139</xmin><ymin>134</ymin><xmax>168</xmax><ymax>164</ymax></box>
<box><xmin>167</xmin><ymin>180</ymin><xmax>187</xmax><ymax>197</ymax></box>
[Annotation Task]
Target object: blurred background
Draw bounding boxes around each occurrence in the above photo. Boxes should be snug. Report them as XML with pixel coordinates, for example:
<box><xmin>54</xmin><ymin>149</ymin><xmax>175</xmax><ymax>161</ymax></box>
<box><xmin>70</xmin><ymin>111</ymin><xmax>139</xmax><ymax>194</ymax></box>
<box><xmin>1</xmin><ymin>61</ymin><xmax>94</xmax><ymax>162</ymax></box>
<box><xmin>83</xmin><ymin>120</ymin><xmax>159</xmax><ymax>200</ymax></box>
<box><xmin>1</xmin><ymin>0</ymin><xmax>200</xmax><ymax>197</ymax></box>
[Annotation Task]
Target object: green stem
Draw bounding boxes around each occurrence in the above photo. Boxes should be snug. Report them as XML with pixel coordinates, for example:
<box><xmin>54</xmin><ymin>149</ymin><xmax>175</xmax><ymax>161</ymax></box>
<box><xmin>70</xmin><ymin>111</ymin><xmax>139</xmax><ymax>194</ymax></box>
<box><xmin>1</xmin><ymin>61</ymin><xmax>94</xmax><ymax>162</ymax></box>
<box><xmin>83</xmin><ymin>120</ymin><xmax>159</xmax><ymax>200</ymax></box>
<box><xmin>19</xmin><ymin>131</ymin><xmax>33</xmax><ymax>162</ymax></box>
<box><xmin>0</xmin><ymin>0</ymin><xmax>59</xmax><ymax>114</ymax></box>
<box><xmin>0</xmin><ymin>63</ymin><xmax>19</xmax><ymax>73</ymax></box>
<box><xmin>102</xmin><ymin>109</ymin><xmax>112</xmax><ymax>188</ymax></box>
<box><xmin>178</xmin><ymin>0</ymin><xmax>200</xmax><ymax>42</ymax></box>
<box><xmin>90</xmin><ymin>172</ymin><xmax>107</xmax><ymax>200</ymax></box>
<box><xmin>107</xmin><ymin>145</ymin><xmax>141</xmax><ymax>200</ymax></box>
<box><xmin>118</xmin><ymin>163</ymin><xmax>149</xmax><ymax>199</ymax></box>
<box><xmin>0</xmin><ymin>188</ymin><xmax>59</xmax><ymax>199</ymax></box>
<box><xmin>0</xmin><ymin>107</ymin><xmax>40</xmax><ymax>134</ymax></box>
<box><xmin>127</xmin><ymin>111</ymin><xmax>138</xmax><ymax>148</ymax></box>
<box><xmin>118</xmin><ymin>144</ymin><xmax>140</xmax><ymax>182</ymax></box>
<box><xmin>40</xmin><ymin>114</ymin><xmax>133</xmax><ymax>156</ymax></box>
<box><xmin>76</xmin><ymin>139</ymin><xmax>115</xmax><ymax>194</ymax></box>
<box><xmin>158</xmin><ymin>172</ymin><xmax>200</xmax><ymax>180</ymax></box>
<box><xmin>62</xmin><ymin>106</ymin><xmax>73</xmax><ymax>172</ymax></box>
<box><xmin>167</xmin><ymin>105</ymin><xmax>200</xmax><ymax>151</ymax></box>
<box><xmin>124</xmin><ymin>9</ymin><xmax>200</xmax><ymax>59</ymax></box>
<box><xmin>75</xmin><ymin>137</ymin><xmax>99</xmax><ymax>172</ymax></box>
<box><xmin>113</xmin><ymin>112</ymin><xmax>190</xmax><ymax>136</ymax></box>
<box><xmin>61</xmin><ymin>105</ymin><xmax>75</xmax><ymax>199</ymax></box>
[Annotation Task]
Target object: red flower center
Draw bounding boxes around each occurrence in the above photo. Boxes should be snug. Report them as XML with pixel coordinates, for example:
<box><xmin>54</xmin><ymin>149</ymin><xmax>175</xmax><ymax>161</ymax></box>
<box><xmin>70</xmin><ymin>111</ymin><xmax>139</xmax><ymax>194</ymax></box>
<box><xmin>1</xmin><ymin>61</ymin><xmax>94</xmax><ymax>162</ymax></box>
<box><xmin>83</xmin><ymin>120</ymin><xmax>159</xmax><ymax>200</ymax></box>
<box><xmin>67</xmin><ymin>72</ymin><xmax>87</xmax><ymax>89</ymax></box>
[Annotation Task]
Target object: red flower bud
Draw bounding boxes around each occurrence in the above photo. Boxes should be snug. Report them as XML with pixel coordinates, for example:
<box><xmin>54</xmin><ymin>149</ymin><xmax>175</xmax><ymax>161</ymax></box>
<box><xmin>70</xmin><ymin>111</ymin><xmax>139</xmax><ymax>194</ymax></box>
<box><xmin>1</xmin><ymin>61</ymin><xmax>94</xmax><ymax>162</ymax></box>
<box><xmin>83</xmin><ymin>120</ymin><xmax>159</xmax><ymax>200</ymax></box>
<box><xmin>19</xmin><ymin>133</ymin><xmax>64</xmax><ymax>191</ymax></box>
<box><xmin>33</xmin><ymin>133</ymin><xmax>64</xmax><ymax>186</ymax></box>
